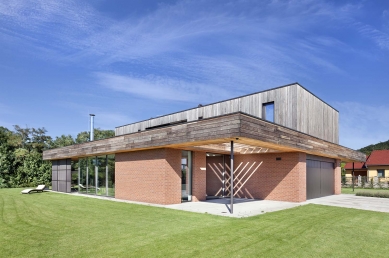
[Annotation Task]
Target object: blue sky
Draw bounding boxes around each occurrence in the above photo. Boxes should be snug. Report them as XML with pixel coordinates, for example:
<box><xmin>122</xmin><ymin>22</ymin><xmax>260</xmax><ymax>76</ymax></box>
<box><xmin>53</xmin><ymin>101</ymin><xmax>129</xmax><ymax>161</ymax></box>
<box><xmin>0</xmin><ymin>0</ymin><xmax>388</xmax><ymax>150</ymax></box>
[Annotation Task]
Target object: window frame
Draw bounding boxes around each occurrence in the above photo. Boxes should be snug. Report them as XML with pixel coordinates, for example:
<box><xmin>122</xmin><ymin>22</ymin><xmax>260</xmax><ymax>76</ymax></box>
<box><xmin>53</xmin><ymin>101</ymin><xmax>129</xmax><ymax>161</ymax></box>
<box><xmin>262</xmin><ymin>102</ymin><xmax>275</xmax><ymax>123</ymax></box>
<box><xmin>377</xmin><ymin>169</ymin><xmax>385</xmax><ymax>178</ymax></box>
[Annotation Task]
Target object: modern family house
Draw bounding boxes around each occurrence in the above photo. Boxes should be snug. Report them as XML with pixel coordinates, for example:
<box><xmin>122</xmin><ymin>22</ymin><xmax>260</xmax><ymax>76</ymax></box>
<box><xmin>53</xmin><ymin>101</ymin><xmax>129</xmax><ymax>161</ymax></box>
<box><xmin>345</xmin><ymin>150</ymin><xmax>389</xmax><ymax>179</ymax></box>
<box><xmin>43</xmin><ymin>83</ymin><xmax>365</xmax><ymax>207</ymax></box>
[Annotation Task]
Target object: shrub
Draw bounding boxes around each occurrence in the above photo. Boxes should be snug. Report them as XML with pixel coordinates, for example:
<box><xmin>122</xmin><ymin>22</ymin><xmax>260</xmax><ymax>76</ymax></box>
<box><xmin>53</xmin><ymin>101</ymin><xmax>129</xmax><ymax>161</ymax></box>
<box><xmin>356</xmin><ymin>191</ymin><xmax>389</xmax><ymax>198</ymax></box>
<box><xmin>341</xmin><ymin>176</ymin><xmax>346</xmax><ymax>186</ymax></box>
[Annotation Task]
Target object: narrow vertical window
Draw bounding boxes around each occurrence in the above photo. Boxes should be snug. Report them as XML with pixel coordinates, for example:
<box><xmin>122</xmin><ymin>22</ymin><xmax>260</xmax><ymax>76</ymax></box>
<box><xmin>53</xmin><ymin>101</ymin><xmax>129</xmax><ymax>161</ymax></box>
<box><xmin>262</xmin><ymin>102</ymin><xmax>274</xmax><ymax>122</ymax></box>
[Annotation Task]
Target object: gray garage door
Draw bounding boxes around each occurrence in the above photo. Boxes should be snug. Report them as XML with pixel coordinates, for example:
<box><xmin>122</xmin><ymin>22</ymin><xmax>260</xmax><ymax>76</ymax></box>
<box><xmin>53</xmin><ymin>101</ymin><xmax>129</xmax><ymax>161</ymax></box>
<box><xmin>306</xmin><ymin>159</ymin><xmax>334</xmax><ymax>200</ymax></box>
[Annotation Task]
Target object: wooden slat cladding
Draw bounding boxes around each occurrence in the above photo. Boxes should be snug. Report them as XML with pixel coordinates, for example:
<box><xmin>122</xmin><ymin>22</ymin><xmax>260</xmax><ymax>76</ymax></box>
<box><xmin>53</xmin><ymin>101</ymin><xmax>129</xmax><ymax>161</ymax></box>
<box><xmin>239</xmin><ymin>114</ymin><xmax>364</xmax><ymax>162</ymax></box>
<box><xmin>115</xmin><ymin>83</ymin><xmax>339</xmax><ymax>143</ymax></box>
<box><xmin>43</xmin><ymin>114</ymin><xmax>241</xmax><ymax>160</ymax></box>
<box><xmin>296</xmin><ymin>86</ymin><xmax>339</xmax><ymax>143</ymax></box>
<box><xmin>44</xmin><ymin>113</ymin><xmax>364</xmax><ymax>162</ymax></box>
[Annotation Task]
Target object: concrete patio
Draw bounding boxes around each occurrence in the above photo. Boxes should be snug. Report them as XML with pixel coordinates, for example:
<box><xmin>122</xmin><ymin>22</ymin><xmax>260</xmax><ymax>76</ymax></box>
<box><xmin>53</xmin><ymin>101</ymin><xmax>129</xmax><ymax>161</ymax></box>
<box><xmin>58</xmin><ymin>191</ymin><xmax>389</xmax><ymax>218</ymax></box>
<box><xmin>167</xmin><ymin>198</ymin><xmax>304</xmax><ymax>218</ymax></box>
<box><xmin>306</xmin><ymin>194</ymin><xmax>389</xmax><ymax>213</ymax></box>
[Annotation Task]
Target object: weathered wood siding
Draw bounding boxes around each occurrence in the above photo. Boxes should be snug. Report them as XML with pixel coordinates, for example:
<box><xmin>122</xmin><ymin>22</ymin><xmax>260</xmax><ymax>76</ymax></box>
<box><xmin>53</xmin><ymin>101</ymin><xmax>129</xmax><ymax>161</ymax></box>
<box><xmin>115</xmin><ymin>83</ymin><xmax>338</xmax><ymax>143</ymax></box>
<box><xmin>296</xmin><ymin>87</ymin><xmax>339</xmax><ymax>144</ymax></box>
<box><xmin>44</xmin><ymin>113</ymin><xmax>364</xmax><ymax>163</ymax></box>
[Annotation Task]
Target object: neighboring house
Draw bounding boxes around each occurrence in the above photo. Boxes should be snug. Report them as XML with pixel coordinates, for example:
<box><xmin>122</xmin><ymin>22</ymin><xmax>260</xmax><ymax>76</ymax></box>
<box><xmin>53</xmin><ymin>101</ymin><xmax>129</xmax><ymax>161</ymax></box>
<box><xmin>43</xmin><ymin>83</ymin><xmax>365</xmax><ymax>205</ymax></box>
<box><xmin>345</xmin><ymin>150</ymin><xmax>389</xmax><ymax>179</ymax></box>
<box><xmin>344</xmin><ymin>161</ymin><xmax>368</xmax><ymax>177</ymax></box>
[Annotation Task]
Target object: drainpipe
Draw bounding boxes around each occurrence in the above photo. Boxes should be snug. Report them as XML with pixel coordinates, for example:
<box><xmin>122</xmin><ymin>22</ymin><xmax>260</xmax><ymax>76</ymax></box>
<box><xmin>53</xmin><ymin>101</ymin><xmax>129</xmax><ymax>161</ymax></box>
<box><xmin>90</xmin><ymin>114</ymin><xmax>95</xmax><ymax>141</ymax></box>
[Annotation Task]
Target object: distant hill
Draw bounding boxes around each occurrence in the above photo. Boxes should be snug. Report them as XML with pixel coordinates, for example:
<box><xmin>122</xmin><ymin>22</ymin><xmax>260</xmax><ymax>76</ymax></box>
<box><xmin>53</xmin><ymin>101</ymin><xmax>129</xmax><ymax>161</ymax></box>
<box><xmin>358</xmin><ymin>140</ymin><xmax>389</xmax><ymax>156</ymax></box>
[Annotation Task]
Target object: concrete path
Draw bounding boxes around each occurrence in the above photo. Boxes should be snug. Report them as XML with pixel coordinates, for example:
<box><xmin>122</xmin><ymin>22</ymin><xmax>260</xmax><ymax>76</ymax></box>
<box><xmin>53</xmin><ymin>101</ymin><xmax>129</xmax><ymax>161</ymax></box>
<box><xmin>57</xmin><ymin>191</ymin><xmax>389</xmax><ymax>218</ymax></box>
<box><xmin>167</xmin><ymin>198</ymin><xmax>303</xmax><ymax>218</ymax></box>
<box><xmin>305</xmin><ymin>194</ymin><xmax>389</xmax><ymax>213</ymax></box>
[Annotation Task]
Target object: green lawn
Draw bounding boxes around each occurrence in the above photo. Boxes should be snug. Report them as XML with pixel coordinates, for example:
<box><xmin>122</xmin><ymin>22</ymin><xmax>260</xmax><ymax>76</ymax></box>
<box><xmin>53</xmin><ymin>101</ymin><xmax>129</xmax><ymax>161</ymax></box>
<box><xmin>2</xmin><ymin>189</ymin><xmax>389</xmax><ymax>257</ymax></box>
<box><xmin>342</xmin><ymin>187</ymin><xmax>389</xmax><ymax>194</ymax></box>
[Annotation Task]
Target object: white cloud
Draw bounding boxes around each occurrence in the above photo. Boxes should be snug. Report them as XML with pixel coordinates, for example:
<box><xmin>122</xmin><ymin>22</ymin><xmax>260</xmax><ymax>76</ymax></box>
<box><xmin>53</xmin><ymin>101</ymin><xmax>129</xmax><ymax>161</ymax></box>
<box><xmin>95</xmin><ymin>72</ymin><xmax>235</xmax><ymax>103</ymax></box>
<box><xmin>336</xmin><ymin>101</ymin><xmax>389</xmax><ymax>149</ymax></box>
<box><xmin>354</xmin><ymin>22</ymin><xmax>389</xmax><ymax>51</ymax></box>
<box><xmin>0</xmin><ymin>0</ymin><xmax>372</xmax><ymax>80</ymax></box>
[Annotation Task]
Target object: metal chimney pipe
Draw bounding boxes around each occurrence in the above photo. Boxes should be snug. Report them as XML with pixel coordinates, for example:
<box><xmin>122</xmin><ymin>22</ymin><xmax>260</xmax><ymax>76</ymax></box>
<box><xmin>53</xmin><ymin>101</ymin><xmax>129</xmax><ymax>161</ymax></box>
<box><xmin>89</xmin><ymin>114</ymin><xmax>95</xmax><ymax>141</ymax></box>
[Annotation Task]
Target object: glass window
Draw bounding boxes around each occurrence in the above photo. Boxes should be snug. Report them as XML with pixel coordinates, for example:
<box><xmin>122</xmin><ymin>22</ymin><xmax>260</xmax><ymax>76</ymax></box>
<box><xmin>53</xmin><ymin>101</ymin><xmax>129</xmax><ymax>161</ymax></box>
<box><xmin>262</xmin><ymin>102</ymin><xmax>274</xmax><ymax>122</ymax></box>
<box><xmin>107</xmin><ymin>155</ymin><xmax>115</xmax><ymax>197</ymax></box>
<box><xmin>181</xmin><ymin>151</ymin><xmax>192</xmax><ymax>202</ymax></box>
<box><xmin>377</xmin><ymin>169</ymin><xmax>385</xmax><ymax>177</ymax></box>
<box><xmin>78</xmin><ymin>155</ymin><xmax>115</xmax><ymax>197</ymax></box>
<box><xmin>97</xmin><ymin>156</ymin><xmax>107</xmax><ymax>196</ymax></box>
<box><xmin>79</xmin><ymin>158</ymin><xmax>87</xmax><ymax>193</ymax></box>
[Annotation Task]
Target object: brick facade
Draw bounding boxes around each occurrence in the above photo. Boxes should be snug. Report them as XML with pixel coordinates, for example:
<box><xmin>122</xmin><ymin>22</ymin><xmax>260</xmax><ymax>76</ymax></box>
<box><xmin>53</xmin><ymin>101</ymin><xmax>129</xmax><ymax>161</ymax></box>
<box><xmin>334</xmin><ymin>159</ymin><xmax>341</xmax><ymax>195</ymax></box>
<box><xmin>206</xmin><ymin>152</ymin><xmax>307</xmax><ymax>202</ymax></box>
<box><xmin>114</xmin><ymin>148</ymin><xmax>340</xmax><ymax>204</ymax></box>
<box><xmin>206</xmin><ymin>156</ymin><xmax>225</xmax><ymax>197</ymax></box>
<box><xmin>115</xmin><ymin>148</ymin><xmax>181</xmax><ymax>205</ymax></box>
<box><xmin>191</xmin><ymin>151</ymin><xmax>207</xmax><ymax>201</ymax></box>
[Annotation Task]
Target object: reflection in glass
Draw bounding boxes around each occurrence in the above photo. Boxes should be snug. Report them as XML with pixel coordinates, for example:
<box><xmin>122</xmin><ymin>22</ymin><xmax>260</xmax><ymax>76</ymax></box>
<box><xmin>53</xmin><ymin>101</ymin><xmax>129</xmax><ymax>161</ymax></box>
<box><xmin>78</xmin><ymin>155</ymin><xmax>115</xmax><ymax>197</ymax></box>
<box><xmin>79</xmin><ymin>158</ymin><xmax>87</xmax><ymax>193</ymax></box>
<box><xmin>107</xmin><ymin>155</ymin><xmax>115</xmax><ymax>197</ymax></box>
<box><xmin>181</xmin><ymin>151</ymin><xmax>192</xmax><ymax>202</ymax></box>
<box><xmin>97</xmin><ymin>156</ymin><xmax>106</xmax><ymax>196</ymax></box>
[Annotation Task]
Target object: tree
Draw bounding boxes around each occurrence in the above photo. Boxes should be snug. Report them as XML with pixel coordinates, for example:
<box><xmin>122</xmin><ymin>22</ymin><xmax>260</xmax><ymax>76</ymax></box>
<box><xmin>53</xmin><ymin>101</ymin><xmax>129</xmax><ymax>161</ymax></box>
<box><xmin>0</xmin><ymin>125</ymin><xmax>115</xmax><ymax>188</ymax></box>
<box><xmin>0</xmin><ymin>125</ymin><xmax>52</xmax><ymax>188</ymax></box>
<box><xmin>49</xmin><ymin>135</ymin><xmax>75</xmax><ymax>149</ymax></box>
<box><xmin>76</xmin><ymin>128</ymin><xmax>115</xmax><ymax>144</ymax></box>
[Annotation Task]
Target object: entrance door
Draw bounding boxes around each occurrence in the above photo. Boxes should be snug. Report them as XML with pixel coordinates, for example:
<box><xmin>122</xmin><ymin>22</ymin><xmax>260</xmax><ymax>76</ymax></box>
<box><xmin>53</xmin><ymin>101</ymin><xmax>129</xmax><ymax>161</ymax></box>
<box><xmin>306</xmin><ymin>159</ymin><xmax>334</xmax><ymax>200</ymax></box>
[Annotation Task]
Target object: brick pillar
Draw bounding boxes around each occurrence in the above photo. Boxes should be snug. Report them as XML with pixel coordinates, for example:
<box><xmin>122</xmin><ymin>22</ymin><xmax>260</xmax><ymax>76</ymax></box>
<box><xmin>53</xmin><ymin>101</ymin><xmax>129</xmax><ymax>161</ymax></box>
<box><xmin>192</xmin><ymin>151</ymin><xmax>207</xmax><ymax>202</ymax></box>
<box><xmin>297</xmin><ymin>152</ymin><xmax>307</xmax><ymax>202</ymax></box>
<box><xmin>334</xmin><ymin>159</ymin><xmax>341</xmax><ymax>194</ymax></box>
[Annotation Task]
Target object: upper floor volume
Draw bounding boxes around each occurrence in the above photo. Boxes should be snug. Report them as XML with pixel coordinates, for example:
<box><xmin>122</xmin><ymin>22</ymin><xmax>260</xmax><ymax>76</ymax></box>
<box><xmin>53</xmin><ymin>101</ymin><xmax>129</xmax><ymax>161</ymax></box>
<box><xmin>115</xmin><ymin>83</ymin><xmax>339</xmax><ymax>144</ymax></box>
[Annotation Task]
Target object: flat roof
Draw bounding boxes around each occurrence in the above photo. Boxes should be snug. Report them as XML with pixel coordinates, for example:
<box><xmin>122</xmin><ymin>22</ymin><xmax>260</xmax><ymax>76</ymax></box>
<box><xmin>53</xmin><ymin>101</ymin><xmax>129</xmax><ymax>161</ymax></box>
<box><xmin>44</xmin><ymin>112</ymin><xmax>364</xmax><ymax>163</ymax></box>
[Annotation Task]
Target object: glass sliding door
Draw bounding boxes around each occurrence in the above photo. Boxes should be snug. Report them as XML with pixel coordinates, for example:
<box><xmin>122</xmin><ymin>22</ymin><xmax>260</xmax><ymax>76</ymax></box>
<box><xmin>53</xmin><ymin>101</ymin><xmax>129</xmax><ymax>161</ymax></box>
<box><xmin>78</xmin><ymin>155</ymin><xmax>115</xmax><ymax>197</ymax></box>
<box><xmin>181</xmin><ymin>151</ymin><xmax>192</xmax><ymax>202</ymax></box>
<box><xmin>107</xmin><ymin>154</ymin><xmax>115</xmax><ymax>197</ymax></box>
<box><xmin>87</xmin><ymin>157</ymin><xmax>96</xmax><ymax>195</ymax></box>
<box><xmin>97</xmin><ymin>155</ymin><xmax>106</xmax><ymax>196</ymax></box>
<box><xmin>79</xmin><ymin>158</ymin><xmax>87</xmax><ymax>193</ymax></box>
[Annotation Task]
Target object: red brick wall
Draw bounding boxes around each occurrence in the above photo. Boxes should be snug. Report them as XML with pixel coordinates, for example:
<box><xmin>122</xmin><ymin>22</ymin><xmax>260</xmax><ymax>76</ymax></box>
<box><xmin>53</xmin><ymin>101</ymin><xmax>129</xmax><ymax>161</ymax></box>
<box><xmin>192</xmin><ymin>151</ymin><xmax>207</xmax><ymax>201</ymax></box>
<box><xmin>206</xmin><ymin>156</ymin><xmax>225</xmax><ymax>196</ymax></box>
<box><xmin>334</xmin><ymin>159</ymin><xmax>341</xmax><ymax>194</ymax></box>
<box><xmin>206</xmin><ymin>152</ymin><xmax>307</xmax><ymax>202</ymax></box>
<box><xmin>115</xmin><ymin>148</ymin><xmax>181</xmax><ymax>205</ymax></box>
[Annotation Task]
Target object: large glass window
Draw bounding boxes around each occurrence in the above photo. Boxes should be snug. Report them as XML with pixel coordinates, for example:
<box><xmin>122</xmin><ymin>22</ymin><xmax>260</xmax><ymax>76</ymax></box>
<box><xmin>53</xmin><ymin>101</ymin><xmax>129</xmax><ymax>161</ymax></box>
<box><xmin>262</xmin><ymin>102</ymin><xmax>274</xmax><ymax>122</ymax></box>
<box><xmin>78</xmin><ymin>158</ymin><xmax>87</xmax><ymax>193</ymax></box>
<box><xmin>87</xmin><ymin>157</ymin><xmax>96</xmax><ymax>195</ymax></box>
<box><xmin>78</xmin><ymin>155</ymin><xmax>115</xmax><ymax>197</ymax></box>
<box><xmin>97</xmin><ymin>156</ymin><xmax>107</xmax><ymax>196</ymax></box>
<box><xmin>377</xmin><ymin>169</ymin><xmax>385</xmax><ymax>178</ymax></box>
<box><xmin>107</xmin><ymin>155</ymin><xmax>115</xmax><ymax>197</ymax></box>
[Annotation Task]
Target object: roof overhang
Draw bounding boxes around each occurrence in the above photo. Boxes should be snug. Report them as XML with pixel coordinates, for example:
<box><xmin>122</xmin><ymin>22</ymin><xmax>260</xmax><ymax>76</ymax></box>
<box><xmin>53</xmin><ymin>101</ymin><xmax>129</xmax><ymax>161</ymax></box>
<box><xmin>43</xmin><ymin>112</ymin><xmax>366</xmax><ymax>162</ymax></box>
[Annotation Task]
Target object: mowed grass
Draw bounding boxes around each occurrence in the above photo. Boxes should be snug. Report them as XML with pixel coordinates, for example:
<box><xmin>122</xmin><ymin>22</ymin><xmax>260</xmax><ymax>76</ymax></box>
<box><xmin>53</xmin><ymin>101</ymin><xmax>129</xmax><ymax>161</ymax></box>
<box><xmin>2</xmin><ymin>189</ymin><xmax>389</xmax><ymax>257</ymax></box>
<box><xmin>342</xmin><ymin>187</ymin><xmax>389</xmax><ymax>194</ymax></box>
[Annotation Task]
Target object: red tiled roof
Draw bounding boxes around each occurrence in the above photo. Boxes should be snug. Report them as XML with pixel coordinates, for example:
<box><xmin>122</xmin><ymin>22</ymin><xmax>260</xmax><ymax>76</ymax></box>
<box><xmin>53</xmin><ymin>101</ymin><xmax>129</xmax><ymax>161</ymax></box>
<box><xmin>366</xmin><ymin>150</ymin><xmax>389</xmax><ymax>165</ymax></box>
<box><xmin>344</xmin><ymin>162</ymin><xmax>366</xmax><ymax>170</ymax></box>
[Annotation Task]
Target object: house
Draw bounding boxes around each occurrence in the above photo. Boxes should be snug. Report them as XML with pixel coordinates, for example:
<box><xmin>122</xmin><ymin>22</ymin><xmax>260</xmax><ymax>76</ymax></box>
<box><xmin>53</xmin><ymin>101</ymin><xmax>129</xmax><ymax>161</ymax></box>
<box><xmin>43</xmin><ymin>83</ymin><xmax>365</xmax><ymax>206</ymax></box>
<box><xmin>345</xmin><ymin>150</ymin><xmax>389</xmax><ymax>179</ymax></box>
<box><xmin>344</xmin><ymin>161</ymin><xmax>368</xmax><ymax>177</ymax></box>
